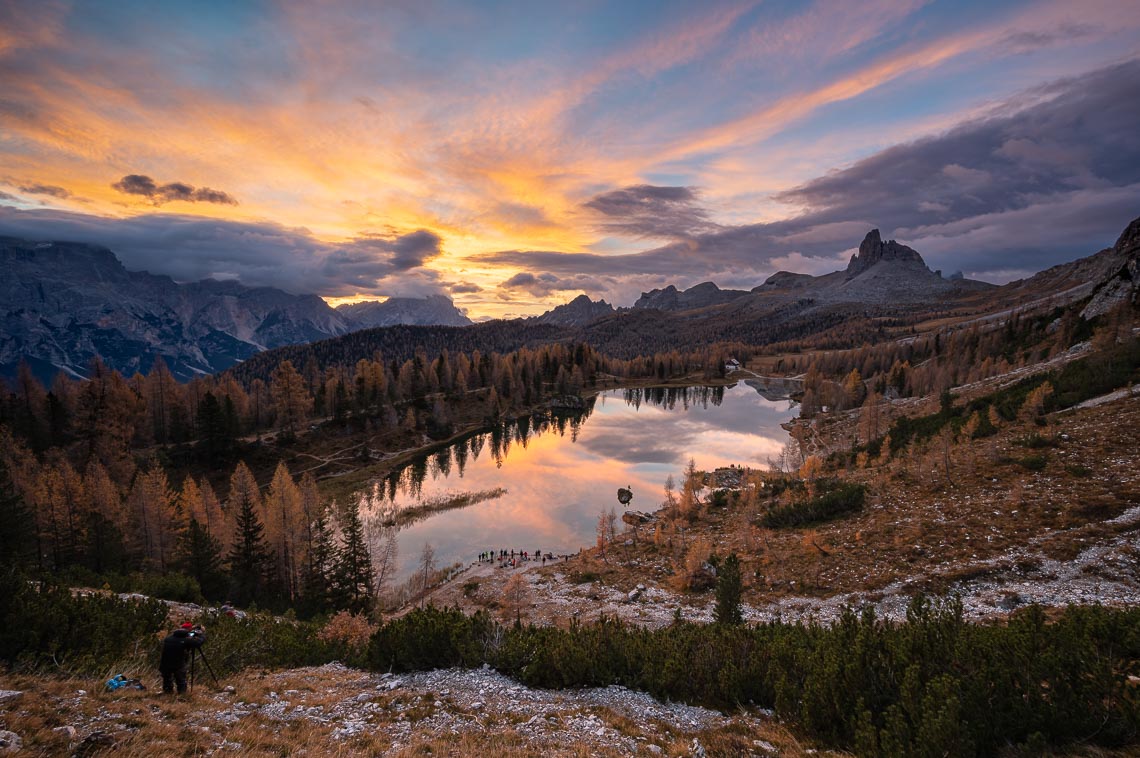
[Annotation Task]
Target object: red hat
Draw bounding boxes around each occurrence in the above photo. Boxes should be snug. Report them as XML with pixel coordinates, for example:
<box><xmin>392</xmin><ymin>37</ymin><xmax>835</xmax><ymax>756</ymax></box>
<box><xmin>181</xmin><ymin>622</ymin><xmax>194</xmax><ymax>630</ymax></box>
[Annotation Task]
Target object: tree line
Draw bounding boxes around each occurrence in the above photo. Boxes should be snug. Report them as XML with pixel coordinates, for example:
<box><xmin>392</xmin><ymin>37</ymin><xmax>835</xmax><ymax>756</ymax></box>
<box><xmin>0</xmin><ymin>438</ymin><xmax>377</xmax><ymax>617</ymax></box>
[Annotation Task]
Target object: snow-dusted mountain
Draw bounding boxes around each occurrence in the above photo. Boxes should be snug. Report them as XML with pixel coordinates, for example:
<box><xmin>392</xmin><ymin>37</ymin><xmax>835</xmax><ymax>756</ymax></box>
<box><xmin>0</xmin><ymin>237</ymin><xmax>359</xmax><ymax>381</ymax></box>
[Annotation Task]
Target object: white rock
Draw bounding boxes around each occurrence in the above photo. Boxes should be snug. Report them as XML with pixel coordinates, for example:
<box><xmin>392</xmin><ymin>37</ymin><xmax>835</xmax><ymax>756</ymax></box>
<box><xmin>53</xmin><ymin>725</ymin><xmax>77</xmax><ymax>741</ymax></box>
<box><xmin>470</xmin><ymin>701</ymin><xmax>483</xmax><ymax>710</ymax></box>
<box><xmin>0</xmin><ymin>691</ymin><xmax>22</xmax><ymax>703</ymax></box>
<box><xmin>0</xmin><ymin>730</ymin><xmax>22</xmax><ymax>754</ymax></box>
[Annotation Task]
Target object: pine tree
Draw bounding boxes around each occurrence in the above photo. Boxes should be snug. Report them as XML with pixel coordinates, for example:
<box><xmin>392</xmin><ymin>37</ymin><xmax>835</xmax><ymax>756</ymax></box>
<box><xmin>714</xmin><ymin>553</ymin><xmax>744</xmax><ymax>626</ymax></box>
<box><xmin>301</xmin><ymin>506</ymin><xmax>335</xmax><ymax>616</ymax></box>
<box><xmin>0</xmin><ymin>454</ymin><xmax>34</xmax><ymax>568</ymax></box>
<box><xmin>227</xmin><ymin>462</ymin><xmax>272</xmax><ymax>606</ymax></box>
<box><xmin>332</xmin><ymin>502</ymin><xmax>373</xmax><ymax>614</ymax></box>
<box><xmin>178</xmin><ymin>517</ymin><xmax>227</xmax><ymax>600</ymax></box>
<box><xmin>227</xmin><ymin>489</ymin><xmax>272</xmax><ymax>607</ymax></box>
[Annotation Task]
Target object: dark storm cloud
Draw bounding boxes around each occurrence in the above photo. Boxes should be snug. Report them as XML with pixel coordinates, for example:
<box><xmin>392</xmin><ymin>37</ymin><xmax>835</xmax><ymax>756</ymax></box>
<box><xmin>389</xmin><ymin>229</ymin><xmax>442</xmax><ymax>270</ymax></box>
<box><xmin>0</xmin><ymin>206</ymin><xmax>443</xmax><ymax>296</ymax></box>
<box><xmin>18</xmin><ymin>183</ymin><xmax>70</xmax><ymax>198</ymax></box>
<box><xmin>482</xmin><ymin>59</ymin><xmax>1140</xmax><ymax>285</ymax></box>
<box><xmin>111</xmin><ymin>174</ymin><xmax>238</xmax><ymax>205</ymax></box>
<box><xmin>583</xmin><ymin>184</ymin><xmax>717</xmax><ymax>239</ymax></box>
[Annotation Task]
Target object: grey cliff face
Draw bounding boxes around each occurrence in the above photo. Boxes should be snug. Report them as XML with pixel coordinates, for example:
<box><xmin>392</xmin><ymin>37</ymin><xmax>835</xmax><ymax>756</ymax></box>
<box><xmin>0</xmin><ymin>237</ymin><xmax>354</xmax><ymax>382</ymax></box>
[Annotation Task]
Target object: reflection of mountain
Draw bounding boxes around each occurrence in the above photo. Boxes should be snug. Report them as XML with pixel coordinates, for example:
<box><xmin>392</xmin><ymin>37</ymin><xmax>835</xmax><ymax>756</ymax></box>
<box><xmin>742</xmin><ymin>378</ymin><xmax>800</xmax><ymax>402</ymax></box>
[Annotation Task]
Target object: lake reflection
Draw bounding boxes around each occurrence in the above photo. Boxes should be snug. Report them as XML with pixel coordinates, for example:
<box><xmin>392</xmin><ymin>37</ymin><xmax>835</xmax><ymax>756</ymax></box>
<box><xmin>359</xmin><ymin>383</ymin><xmax>797</xmax><ymax>579</ymax></box>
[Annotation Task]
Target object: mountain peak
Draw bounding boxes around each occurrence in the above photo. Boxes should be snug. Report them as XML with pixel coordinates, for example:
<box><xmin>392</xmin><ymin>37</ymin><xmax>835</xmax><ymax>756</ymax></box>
<box><xmin>336</xmin><ymin>295</ymin><xmax>472</xmax><ymax>328</ymax></box>
<box><xmin>846</xmin><ymin>229</ymin><xmax>926</xmax><ymax>278</ymax></box>
<box><xmin>535</xmin><ymin>295</ymin><xmax>614</xmax><ymax>326</ymax></box>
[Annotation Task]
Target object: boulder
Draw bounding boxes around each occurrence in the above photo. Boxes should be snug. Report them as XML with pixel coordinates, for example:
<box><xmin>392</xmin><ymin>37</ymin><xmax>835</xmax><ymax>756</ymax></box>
<box><xmin>0</xmin><ymin>731</ymin><xmax>20</xmax><ymax>754</ymax></box>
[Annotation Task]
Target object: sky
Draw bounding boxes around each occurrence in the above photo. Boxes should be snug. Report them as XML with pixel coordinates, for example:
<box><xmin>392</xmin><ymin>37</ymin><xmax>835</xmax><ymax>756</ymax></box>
<box><xmin>1</xmin><ymin>0</ymin><xmax>1139</xmax><ymax>320</ymax></box>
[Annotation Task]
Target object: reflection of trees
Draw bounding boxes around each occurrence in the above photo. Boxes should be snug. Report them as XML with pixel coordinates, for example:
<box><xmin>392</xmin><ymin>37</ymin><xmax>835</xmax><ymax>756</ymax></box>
<box><xmin>364</xmin><ymin>487</ymin><xmax>508</xmax><ymax>529</ymax></box>
<box><xmin>621</xmin><ymin>385</ymin><xmax>726</xmax><ymax>411</ymax></box>
<box><xmin>366</xmin><ymin>403</ymin><xmax>596</xmax><ymax>505</ymax></box>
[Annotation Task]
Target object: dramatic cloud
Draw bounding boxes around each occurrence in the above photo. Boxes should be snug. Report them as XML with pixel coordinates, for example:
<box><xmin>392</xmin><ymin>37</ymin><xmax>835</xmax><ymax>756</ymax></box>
<box><xmin>0</xmin><ymin>206</ymin><xmax>443</xmax><ymax>297</ymax></box>
<box><xmin>483</xmin><ymin>60</ymin><xmax>1140</xmax><ymax>286</ymax></box>
<box><xmin>111</xmin><ymin>174</ymin><xmax>238</xmax><ymax>206</ymax></box>
<box><xmin>389</xmin><ymin>229</ymin><xmax>443</xmax><ymax>270</ymax></box>
<box><xmin>583</xmin><ymin>185</ymin><xmax>717</xmax><ymax>239</ymax></box>
<box><xmin>450</xmin><ymin>283</ymin><xmax>483</xmax><ymax>294</ymax></box>
<box><xmin>1</xmin><ymin>3</ymin><xmax>1139</xmax><ymax>315</ymax></box>
<box><xmin>500</xmin><ymin>271</ymin><xmax>610</xmax><ymax>298</ymax></box>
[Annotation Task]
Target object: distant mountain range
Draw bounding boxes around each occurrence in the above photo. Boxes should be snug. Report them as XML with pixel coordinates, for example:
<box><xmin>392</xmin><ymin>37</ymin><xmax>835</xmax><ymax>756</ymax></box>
<box><xmin>529</xmin><ymin>229</ymin><xmax>993</xmax><ymax>325</ymax></box>
<box><xmin>228</xmin><ymin>219</ymin><xmax>1138</xmax><ymax>386</ymax></box>
<box><xmin>0</xmin><ymin>238</ymin><xmax>469</xmax><ymax>382</ymax></box>
<box><xmin>336</xmin><ymin>295</ymin><xmax>471</xmax><ymax>329</ymax></box>
<box><xmin>5</xmin><ymin>220</ymin><xmax>1137</xmax><ymax>384</ymax></box>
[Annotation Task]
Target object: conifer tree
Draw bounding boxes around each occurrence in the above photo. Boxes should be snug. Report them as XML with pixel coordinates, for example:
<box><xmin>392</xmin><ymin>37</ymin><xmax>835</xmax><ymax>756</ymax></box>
<box><xmin>714</xmin><ymin>553</ymin><xmax>744</xmax><ymax>626</ymax></box>
<box><xmin>227</xmin><ymin>462</ymin><xmax>272</xmax><ymax>606</ymax></box>
<box><xmin>270</xmin><ymin>360</ymin><xmax>311</xmax><ymax>440</ymax></box>
<box><xmin>178</xmin><ymin>517</ymin><xmax>227</xmax><ymax>600</ymax></box>
<box><xmin>227</xmin><ymin>487</ymin><xmax>272</xmax><ymax>607</ymax></box>
<box><xmin>332</xmin><ymin>502</ymin><xmax>373</xmax><ymax>614</ymax></box>
<box><xmin>0</xmin><ymin>455</ymin><xmax>34</xmax><ymax>568</ymax></box>
<box><xmin>301</xmin><ymin>505</ymin><xmax>335</xmax><ymax>616</ymax></box>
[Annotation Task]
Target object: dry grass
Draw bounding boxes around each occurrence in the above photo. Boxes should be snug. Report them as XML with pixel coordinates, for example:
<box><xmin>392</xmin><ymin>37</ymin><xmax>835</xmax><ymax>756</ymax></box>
<box><xmin>0</xmin><ymin>666</ymin><xmax>831</xmax><ymax>757</ymax></box>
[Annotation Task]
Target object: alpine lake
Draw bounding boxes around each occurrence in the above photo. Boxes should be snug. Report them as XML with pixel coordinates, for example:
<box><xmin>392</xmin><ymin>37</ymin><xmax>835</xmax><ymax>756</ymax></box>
<box><xmin>357</xmin><ymin>381</ymin><xmax>799</xmax><ymax>580</ymax></box>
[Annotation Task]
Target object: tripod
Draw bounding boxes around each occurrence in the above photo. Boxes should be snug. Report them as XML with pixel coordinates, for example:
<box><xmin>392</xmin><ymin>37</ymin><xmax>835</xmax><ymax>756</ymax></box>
<box><xmin>189</xmin><ymin>647</ymin><xmax>221</xmax><ymax>692</ymax></box>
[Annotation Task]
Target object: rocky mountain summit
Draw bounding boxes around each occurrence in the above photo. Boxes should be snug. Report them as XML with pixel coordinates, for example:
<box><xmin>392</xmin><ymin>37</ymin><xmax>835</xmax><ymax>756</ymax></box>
<box><xmin>534</xmin><ymin>294</ymin><xmax>616</xmax><ymax>326</ymax></box>
<box><xmin>633</xmin><ymin>281</ymin><xmax>750</xmax><ymax>311</ymax></box>
<box><xmin>0</xmin><ymin>238</ymin><xmax>468</xmax><ymax>382</ymax></box>
<box><xmin>845</xmin><ymin>229</ymin><xmax>926</xmax><ymax>278</ymax></box>
<box><xmin>336</xmin><ymin>295</ymin><xmax>471</xmax><ymax>329</ymax></box>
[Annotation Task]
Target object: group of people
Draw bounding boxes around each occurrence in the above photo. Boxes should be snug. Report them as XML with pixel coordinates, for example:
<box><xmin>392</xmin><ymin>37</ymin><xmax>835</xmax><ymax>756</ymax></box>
<box><xmin>478</xmin><ymin>548</ymin><xmax>561</xmax><ymax>567</ymax></box>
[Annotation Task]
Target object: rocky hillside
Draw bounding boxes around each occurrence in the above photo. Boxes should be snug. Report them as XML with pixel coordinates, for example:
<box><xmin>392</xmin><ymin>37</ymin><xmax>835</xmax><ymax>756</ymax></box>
<box><xmin>336</xmin><ymin>295</ymin><xmax>471</xmax><ymax>328</ymax></box>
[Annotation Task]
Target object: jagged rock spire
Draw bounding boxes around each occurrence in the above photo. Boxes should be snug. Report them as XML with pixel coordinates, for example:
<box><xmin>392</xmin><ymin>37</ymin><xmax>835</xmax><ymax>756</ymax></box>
<box><xmin>846</xmin><ymin>229</ymin><xmax>926</xmax><ymax>278</ymax></box>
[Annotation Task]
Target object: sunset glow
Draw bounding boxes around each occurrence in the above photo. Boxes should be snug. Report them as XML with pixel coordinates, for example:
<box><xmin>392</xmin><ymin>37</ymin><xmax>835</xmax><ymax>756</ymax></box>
<box><xmin>2</xmin><ymin>1</ymin><xmax>1139</xmax><ymax>319</ymax></box>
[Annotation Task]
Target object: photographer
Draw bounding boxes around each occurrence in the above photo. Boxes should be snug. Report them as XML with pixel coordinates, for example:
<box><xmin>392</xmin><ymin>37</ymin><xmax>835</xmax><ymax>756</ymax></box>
<box><xmin>158</xmin><ymin>621</ymin><xmax>207</xmax><ymax>695</ymax></box>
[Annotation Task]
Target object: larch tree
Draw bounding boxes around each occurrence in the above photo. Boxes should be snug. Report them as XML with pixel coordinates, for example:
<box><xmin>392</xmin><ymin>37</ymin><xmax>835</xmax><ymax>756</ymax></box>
<box><xmin>83</xmin><ymin>461</ymin><xmax>128</xmax><ymax>573</ymax></box>
<box><xmin>270</xmin><ymin>360</ymin><xmax>311</xmax><ymax>439</ymax></box>
<box><xmin>265</xmin><ymin>462</ymin><xmax>305</xmax><ymax>602</ymax></box>
<box><xmin>502</xmin><ymin>573</ymin><xmax>529</xmax><ymax>626</ymax></box>
<box><xmin>130</xmin><ymin>463</ymin><xmax>175</xmax><ymax>572</ymax></box>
